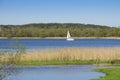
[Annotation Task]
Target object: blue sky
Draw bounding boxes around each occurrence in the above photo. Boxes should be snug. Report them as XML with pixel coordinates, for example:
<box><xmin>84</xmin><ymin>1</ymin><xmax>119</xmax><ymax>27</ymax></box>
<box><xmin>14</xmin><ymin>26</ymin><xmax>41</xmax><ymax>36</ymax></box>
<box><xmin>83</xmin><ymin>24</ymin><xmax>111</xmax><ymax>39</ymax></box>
<box><xmin>0</xmin><ymin>0</ymin><xmax>120</xmax><ymax>27</ymax></box>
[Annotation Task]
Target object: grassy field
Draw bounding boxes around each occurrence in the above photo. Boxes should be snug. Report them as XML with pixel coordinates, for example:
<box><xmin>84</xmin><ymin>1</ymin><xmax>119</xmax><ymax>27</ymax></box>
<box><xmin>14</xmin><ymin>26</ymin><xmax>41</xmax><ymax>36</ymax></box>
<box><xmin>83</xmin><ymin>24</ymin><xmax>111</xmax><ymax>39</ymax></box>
<box><xmin>93</xmin><ymin>68</ymin><xmax>120</xmax><ymax>80</ymax></box>
<box><xmin>0</xmin><ymin>47</ymin><xmax>120</xmax><ymax>65</ymax></box>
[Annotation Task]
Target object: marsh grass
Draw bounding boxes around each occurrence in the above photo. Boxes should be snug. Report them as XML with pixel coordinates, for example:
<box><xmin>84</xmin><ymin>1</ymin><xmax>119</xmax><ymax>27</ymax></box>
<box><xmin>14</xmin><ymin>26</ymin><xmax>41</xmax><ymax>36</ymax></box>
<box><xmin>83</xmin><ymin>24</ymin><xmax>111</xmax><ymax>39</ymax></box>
<box><xmin>21</xmin><ymin>47</ymin><xmax>120</xmax><ymax>61</ymax></box>
<box><xmin>0</xmin><ymin>47</ymin><xmax>120</xmax><ymax>65</ymax></box>
<box><xmin>93</xmin><ymin>68</ymin><xmax>120</xmax><ymax>80</ymax></box>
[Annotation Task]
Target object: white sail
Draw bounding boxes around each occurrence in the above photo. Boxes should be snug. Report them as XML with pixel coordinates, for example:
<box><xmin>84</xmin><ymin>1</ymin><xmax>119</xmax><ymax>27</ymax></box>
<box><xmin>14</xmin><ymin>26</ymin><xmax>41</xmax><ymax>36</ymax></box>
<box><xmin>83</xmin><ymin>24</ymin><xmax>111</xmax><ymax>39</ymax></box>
<box><xmin>66</xmin><ymin>31</ymin><xmax>74</xmax><ymax>41</ymax></box>
<box><xmin>67</xmin><ymin>31</ymin><xmax>71</xmax><ymax>39</ymax></box>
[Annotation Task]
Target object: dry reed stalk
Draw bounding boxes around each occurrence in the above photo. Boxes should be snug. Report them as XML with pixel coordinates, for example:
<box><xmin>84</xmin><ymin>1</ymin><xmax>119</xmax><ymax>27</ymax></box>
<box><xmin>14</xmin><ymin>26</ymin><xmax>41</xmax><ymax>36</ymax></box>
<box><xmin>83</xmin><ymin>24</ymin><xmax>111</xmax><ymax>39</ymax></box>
<box><xmin>18</xmin><ymin>47</ymin><xmax>120</xmax><ymax>62</ymax></box>
<box><xmin>0</xmin><ymin>47</ymin><xmax>120</xmax><ymax>63</ymax></box>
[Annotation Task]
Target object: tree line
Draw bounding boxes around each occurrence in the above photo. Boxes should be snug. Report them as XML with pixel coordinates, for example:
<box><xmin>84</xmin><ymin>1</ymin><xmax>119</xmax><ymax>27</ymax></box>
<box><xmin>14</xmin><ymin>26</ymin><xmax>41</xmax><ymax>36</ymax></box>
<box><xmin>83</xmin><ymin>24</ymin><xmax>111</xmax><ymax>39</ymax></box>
<box><xmin>0</xmin><ymin>23</ymin><xmax>120</xmax><ymax>37</ymax></box>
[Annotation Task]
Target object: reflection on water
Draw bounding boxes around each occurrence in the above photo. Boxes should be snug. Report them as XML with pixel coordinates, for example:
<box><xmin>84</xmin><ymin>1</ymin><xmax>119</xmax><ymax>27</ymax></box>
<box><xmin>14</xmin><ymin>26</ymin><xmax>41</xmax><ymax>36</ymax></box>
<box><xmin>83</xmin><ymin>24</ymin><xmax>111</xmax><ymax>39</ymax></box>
<box><xmin>4</xmin><ymin>65</ymin><xmax>105</xmax><ymax>80</ymax></box>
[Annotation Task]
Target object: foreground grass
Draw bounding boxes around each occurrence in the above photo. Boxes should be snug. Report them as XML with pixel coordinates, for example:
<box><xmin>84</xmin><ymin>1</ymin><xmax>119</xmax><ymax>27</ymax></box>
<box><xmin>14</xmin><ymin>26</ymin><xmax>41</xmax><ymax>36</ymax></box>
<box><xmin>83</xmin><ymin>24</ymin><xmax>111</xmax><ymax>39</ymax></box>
<box><xmin>0</xmin><ymin>47</ymin><xmax>120</xmax><ymax>65</ymax></box>
<box><xmin>94</xmin><ymin>68</ymin><xmax>120</xmax><ymax>80</ymax></box>
<box><xmin>21</xmin><ymin>47</ymin><xmax>120</xmax><ymax>61</ymax></box>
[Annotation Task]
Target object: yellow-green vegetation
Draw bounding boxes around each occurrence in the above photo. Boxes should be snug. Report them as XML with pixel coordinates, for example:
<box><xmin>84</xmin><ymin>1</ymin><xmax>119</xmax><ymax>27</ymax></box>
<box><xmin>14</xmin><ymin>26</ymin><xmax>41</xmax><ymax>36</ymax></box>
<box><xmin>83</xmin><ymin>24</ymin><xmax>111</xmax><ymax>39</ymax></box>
<box><xmin>0</xmin><ymin>47</ymin><xmax>120</xmax><ymax>65</ymax></box>
<box><xmin>93</xmin><ymin>68</ymin><xmax>120</xmax><ymax>80</ymax></box>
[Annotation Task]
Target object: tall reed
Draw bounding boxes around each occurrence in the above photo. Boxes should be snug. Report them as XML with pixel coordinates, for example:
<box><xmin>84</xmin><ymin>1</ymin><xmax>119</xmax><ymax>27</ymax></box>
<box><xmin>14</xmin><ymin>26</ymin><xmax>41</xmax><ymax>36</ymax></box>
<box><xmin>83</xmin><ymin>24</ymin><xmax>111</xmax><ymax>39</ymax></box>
<box><xmin>0</xmin><ymin>47</ymin><xmax>120</xmax><ymax>64</ymax></box>
<box><xmin>0</xmin><ymin>40</ymin><xmax>25</xmax><ymax>80</ymax></box>
<box><xmin>20</xmin><ymin>47</ymin><xmax>120</xmax><ymax>62</ymax></box>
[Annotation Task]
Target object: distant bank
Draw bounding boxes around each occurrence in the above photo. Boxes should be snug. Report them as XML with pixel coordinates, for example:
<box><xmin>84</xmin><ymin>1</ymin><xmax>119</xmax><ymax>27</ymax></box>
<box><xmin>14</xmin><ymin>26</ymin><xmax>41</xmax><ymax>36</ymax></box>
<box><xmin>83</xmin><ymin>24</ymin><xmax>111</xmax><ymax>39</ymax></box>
<box><xmin>0</xmin><ymin>23</ymin><xmax>120</xmax><ymax>38</ymax></box>
<box><xmin>0</xmin><ymin>37</ymin><xmax>120</xmax><ymax>39</ymax></box>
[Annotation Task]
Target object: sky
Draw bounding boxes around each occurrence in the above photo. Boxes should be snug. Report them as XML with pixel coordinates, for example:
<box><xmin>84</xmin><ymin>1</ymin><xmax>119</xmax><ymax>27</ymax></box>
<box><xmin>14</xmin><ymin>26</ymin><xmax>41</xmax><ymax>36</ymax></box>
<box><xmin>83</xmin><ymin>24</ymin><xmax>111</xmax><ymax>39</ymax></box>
<box><xmin>0</xmin><ymin>0</ymin><xmax>120</xmax><ymax>27</ymax></box>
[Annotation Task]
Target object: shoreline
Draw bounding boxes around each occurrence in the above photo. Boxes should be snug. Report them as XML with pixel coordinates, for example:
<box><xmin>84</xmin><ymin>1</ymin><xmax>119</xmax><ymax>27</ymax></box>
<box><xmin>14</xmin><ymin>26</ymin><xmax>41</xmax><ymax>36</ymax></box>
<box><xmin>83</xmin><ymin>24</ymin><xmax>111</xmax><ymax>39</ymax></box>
<box><xmin>94</xmin><ymin>68</ymin><xmax>120</xmax><ymax>80</ymax></box>
<box><xmin>0</xmin><ymin>37</ymin><xmax>120</xmax><ymax>39</ymax></box>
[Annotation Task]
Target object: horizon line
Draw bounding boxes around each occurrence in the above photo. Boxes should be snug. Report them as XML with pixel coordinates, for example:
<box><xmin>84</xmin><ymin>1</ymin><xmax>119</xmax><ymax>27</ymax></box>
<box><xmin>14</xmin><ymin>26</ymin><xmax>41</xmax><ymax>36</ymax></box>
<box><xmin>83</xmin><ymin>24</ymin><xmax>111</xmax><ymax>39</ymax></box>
<box><xmin>0</xmin><ymin>22</ymin><xmax>116</xmax><ymax>27</ymax></box>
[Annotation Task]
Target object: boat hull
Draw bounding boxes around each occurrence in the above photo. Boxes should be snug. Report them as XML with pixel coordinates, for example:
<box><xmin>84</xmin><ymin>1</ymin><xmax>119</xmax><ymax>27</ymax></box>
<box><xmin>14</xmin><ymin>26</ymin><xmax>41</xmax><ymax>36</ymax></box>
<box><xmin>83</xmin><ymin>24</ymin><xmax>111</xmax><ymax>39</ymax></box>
<box><xmin>67</xmin><ymin>38</ymin><xmax>74</xmax><ymax>41</ymax></box>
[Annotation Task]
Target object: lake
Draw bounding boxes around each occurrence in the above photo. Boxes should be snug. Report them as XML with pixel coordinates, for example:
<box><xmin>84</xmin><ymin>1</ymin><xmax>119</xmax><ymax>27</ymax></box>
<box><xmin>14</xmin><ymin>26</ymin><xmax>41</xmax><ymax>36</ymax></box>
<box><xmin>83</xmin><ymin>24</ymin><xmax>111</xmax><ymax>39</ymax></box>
<box><xmin>0</xmin><ymin>38</ymin><xmax>120</xmax><ymax>50</ymax></box>
<box><xmin>1</xmin><ymin>39</ymin><xmax>118</xmax><ymax>80</ymax></box>
<box><xmin>3</xmin><ymin>65</ymin><xmax>105</xmax><ymax>80</ymax></box>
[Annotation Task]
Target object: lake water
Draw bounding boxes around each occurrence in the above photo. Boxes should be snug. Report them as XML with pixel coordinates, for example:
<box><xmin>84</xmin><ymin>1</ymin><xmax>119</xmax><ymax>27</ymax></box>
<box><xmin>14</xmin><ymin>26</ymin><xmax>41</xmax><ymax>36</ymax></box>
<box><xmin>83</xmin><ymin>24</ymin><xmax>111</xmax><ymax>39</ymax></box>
<box><xmin>0</xmin><ymin>39</ymin><xmax>119</xmax><ymax>80</ymax></box>
<box><xmin>3</xmin><ymin>65</ymin><xmax>105</xmax><ymax>80</ymax></box>
<box><xmin>0</xmin><ymin>39</ymin><xmax>120</xmax><ymax>50</ymax></box>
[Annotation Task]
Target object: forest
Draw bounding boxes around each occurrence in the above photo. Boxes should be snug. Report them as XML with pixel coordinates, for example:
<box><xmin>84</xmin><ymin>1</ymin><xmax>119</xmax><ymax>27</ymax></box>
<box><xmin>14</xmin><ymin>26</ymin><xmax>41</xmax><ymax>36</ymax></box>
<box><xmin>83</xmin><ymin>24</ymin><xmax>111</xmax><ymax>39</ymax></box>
<box><xmin>0</xmin><ymin>23</ymin><xmax>120</xmax><ymax>37</ymax></box>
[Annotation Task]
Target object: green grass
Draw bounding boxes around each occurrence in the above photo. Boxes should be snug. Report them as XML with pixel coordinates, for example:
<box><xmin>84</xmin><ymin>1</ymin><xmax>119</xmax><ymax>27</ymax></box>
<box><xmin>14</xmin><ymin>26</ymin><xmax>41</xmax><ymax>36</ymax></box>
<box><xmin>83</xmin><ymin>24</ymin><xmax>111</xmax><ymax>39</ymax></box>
<box><xmin>13</xmin><ymin>59</ymin><xmax>120</xmax><ymax>66</ymax></box>
<box><xmin>93</xmin><ymin>68</ymin><xmax>120</xmax><ymax>80</ymax></box>
<box><xmin>14</xmin><ymin>60</ymin><xmax>106</xmax><ymax>66</ymax></box>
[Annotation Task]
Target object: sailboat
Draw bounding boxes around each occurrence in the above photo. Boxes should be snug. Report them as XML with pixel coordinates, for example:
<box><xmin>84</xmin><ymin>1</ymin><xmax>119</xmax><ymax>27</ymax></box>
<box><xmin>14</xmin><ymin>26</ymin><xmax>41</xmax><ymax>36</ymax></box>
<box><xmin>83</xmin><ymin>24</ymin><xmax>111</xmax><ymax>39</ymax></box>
<box><xmin>66</xmin><ymin>31</ymin><xmax>74</xmax><ymax>41</ymax></box>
